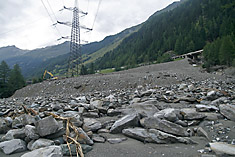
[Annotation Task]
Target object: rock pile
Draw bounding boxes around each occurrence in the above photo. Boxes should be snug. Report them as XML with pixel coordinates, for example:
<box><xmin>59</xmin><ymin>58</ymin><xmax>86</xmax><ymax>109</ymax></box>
<box><xmin>0</xmin><ymin>78</ymin><xmax>234</xmax><ymax>156</ymax></box>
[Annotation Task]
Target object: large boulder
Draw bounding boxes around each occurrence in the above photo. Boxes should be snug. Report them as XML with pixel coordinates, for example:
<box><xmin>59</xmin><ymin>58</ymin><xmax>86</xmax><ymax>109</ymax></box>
<box><xmin>1</xmin><ymin>128</ymin><xmax>26</xmax><ymax>141</ymax></box>
<box><xmin>122</xmin><ymin>128</ymin><xmax>196</xmax><ymax>144</ymax></box>
<box><xmin>180</xmin><ymin>108</ymin><xmax>206</xmax><ymax>120</ymax></box>
<box><xmin>0</xmin><ymin>139</ymin><xmax>26</xmax><ymax>155</ymax></box>
<box><xmin>0</xmin><ymin>118</ymin><xmax>11</xmax><ymax>134</ymax></box>
<box><xmin>219</xmin><ymin>104</ymin><xmax>235</xmax><ymax>121</ymax></box>
<box><xmin>154</xmin><ymin>108</ymin><xmax>180</xmax><ymax>122</ymax></box>
<box><xmin>110</xmin><ymin>114</ymin><xmax>139</xmax><ymax>133</ymax></box>
<box><xmin>210</xmin><ymin>142</ymin><xmax>235</xmax><ymax>156</ymax></box>
<box><xmin>129</xmin><ymin>101</ymin><xmax>159</xmax><ymax>117</ymax></box>
<box><xmin>140</xmin><ymin>117</ymin><xmax>188</xmax><ymax>137</ymax></box>
<box><xmin>122</xmin><ymin>127</ymin><xmax>154</xmax><ymax>143</ymax></box>
<box><xmin>60</xmin><ymin>144</ymin><xmax>93</xmax><ymax>156</ymax></box>
<box><xmin>25</xmin><ymin>125</ymin><xmax>40</xmax><ymax>140</ymax></box>
<box><xmin>27</xmin><ymin>138</ymin><xmax>55</xmax><ymax>150</ymax></box>
<box><xmin>21</xmin><ymin>146</ymin><xmax>63</xmax><ymax>157</ymax></box>
<box><xmin>83</xmin><ymin>118</ymin><xmax>102</xmax><ymax>132</ymax></box>
<box><xmin>35</xmin><ymin>116</ymin><xmax>59</xmax><ymax>137</ymax></box>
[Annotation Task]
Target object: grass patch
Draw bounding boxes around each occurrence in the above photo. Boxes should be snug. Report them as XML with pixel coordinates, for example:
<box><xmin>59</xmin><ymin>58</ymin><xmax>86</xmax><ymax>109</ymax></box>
<box><xmin>99</xmin><ymin>68</ymin><xmax>115</xmax><ymax>74</ymax></box>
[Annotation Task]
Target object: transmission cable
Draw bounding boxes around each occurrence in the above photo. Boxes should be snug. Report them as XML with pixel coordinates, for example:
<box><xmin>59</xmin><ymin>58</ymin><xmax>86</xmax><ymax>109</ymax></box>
<box><xmin>91</xmin><ymin>0</ymin><xmax>102</xmax><ymax>30</ymax></box>
<box><xmin>40</xmin><ymin>0</ymin><xmax>62</xmax><ymax>37</ymax></box>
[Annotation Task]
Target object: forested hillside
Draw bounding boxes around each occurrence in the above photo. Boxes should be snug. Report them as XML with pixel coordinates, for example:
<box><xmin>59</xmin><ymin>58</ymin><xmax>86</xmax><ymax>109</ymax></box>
<box><xmin>95</xmin><ymin>0</ymin><xmax>235</xmax><ymax>69</ymax></box>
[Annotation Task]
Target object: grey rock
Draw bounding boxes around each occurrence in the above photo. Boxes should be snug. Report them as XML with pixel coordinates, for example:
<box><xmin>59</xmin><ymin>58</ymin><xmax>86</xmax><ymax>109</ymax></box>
<box><xmin>196</xmin><ymin>104</ymin><xmax>219</xmax><ymax>112</ymax></box>
<box><xmin>210</xmin><ymin>97</ymin><xmax>228</xmax><ymax>106</ymax></box>
<box><xmin>154</xmin><ymin>108</ymin><xmax>179</xmax><ymax>122</ymax></box>
<box><xmin>92</xmin><ymin>134</ymin><xmax>106</xmax><ymax>143</ymax></box>
<box><xmin>12</xmin><ymin>116</ymin><xmax>23</xmax><ymax>129</ymax></box>
<box><xmin>196</xmin><ymin>127</ymin><xmax>209</xmax><ymax>140</ymax></box>
<box><xmin>0</xmin><ymin>118</ymin><xmax>10</xmax><ymax>134</ymax></box>
<box><xmin>0</xmin><ymin>139</ymin><xmax>26</xmax><ymax>155</ymax></box>
<box><xmin>122</xmin><ymin>128</ymin><xmax>154</xmax><ymax>143</ymax></box>
<box><xmin>60</xmin><ymin>144</ymin><xmax>93</xmax><ymax>156</ymax></box>
<box><xmin>28</xmin><ymin>138</ymin><xmax>54</xmax><ymax>150</ymax></box>
<box><xmin>70</xmin><ymin>114</ymin><xmax>83</xmax><ymax>127</ymax></box>
<box><xmin>219</xmin><ymin>104</ymin><xmax>235</xmax><ymax>121</ymax></box>
<box><xmin>206</xmin><ymin>91</ymin><xmax>218</xmax><ymax>100</ymax></box>
<box><xmin>107</xmin><ymin>138</ymin><xmax>127</xmax><ymax>144</ymax></box>
<box><xmin>140</xmin><ymin>117</ymin><xmax>188</xmax><ymax>137</ymax></box>
<box><xmin>107</xmin><ymin>109</ymin><xmax>122</xmax><ymax>117</ymax></box>
<box><xmin>2</xmin><ymin>128</ymin><xmax>26</xmax><ymax>141</ymax></box>
<box><xmin>210</xmin><ymin>142</ymin><xmax>235</xmax><ymax>155</ymax></box>
<box><xmin>76</xmin><ymin>127</ymin><xmax>94</xmax><ymax>145</ymax></box>
<box><xmin>204</xmin><ymin>113</ymin><xmax>224</xmax><ymax>121</ymax></box>
<box><xmin>83</xmin><ymin>118</ymin><xmax>102</xmax><ymax>132</ymax></box>
<box><xmin>90</xmin><ymin>100</ymin><xmax>103</xmax><ymax>108</ymax></box>
<box><xmin>35</xmin><ymin>116</ymin><xmax>59</xmax><ymax>137</ymax></box>
<box><xmin>180</xmin><ymin>108</ymin><xmax>206</xmax><ymax>120</ymax></box>
<box><xmin>20</xmin><ymin>114</ymin><xmax>36</xmax><ymax>126</ymax></box>
<box><xmin>149</xmin><ymin>129</ymin><xmax>197</xmax><ymax>144</ymax></box>
<box><xmin>110</xmin><ymin>114</ymin><xmax>139</xmax><ymax>134</ymax></box>
<box><xmin>25</xmin><ymin>125</ymin><xmax>39</xmax><ymax>140</ymax></box>
<box><xmin>129</xmin><ymin>101</ymin><xmax>159</xmax><ymax>117</ymax></box>
<box><xmin>83</xmin><ymin>112</ymin><xmax>99</xmax><ymax>118</ymax></box>
<box><xmin>21</xmin><ymin>146</ymin><xmax>62</xmax><ymax>157</ymax></box>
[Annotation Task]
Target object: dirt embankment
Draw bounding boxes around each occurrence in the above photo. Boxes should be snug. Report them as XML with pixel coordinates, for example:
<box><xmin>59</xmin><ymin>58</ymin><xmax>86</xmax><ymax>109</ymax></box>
<box><xmin>13</xmin><ymin>59</ymin><xmax>229</xmax><ymax>98</ymax></box>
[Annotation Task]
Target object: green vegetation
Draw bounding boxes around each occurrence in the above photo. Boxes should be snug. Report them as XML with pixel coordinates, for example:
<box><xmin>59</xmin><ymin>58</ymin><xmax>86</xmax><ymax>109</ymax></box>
<box><xmin>203</xmin><ymin>35</ymin><xmax>235</xmax><ymax>69</ymax></box>
<box><xmin>0</xmin><ymin>61</ymin><xmax>26</xmax><ymax>98</ymax></box>
<box><xmin>95</xmin><ymin>0</ymin><xmax>235</xmax><ymax>70</ymax></box>
<box><xmin>99</xmin><ymin>68</ymin><xmax>115</xmax><ymax>74</ymax></box>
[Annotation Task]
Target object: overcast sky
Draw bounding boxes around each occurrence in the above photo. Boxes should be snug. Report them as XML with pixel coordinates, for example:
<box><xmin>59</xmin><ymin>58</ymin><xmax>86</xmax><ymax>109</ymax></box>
<box><xmin>0</xmin><ymin>0</ymin><xmax>179</xmax><ymax>50</ymax></box>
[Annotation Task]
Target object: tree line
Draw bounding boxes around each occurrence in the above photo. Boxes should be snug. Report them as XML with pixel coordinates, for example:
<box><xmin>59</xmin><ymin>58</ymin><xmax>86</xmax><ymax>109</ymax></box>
<box><xmin>0</xmin><ymin>61</ymin><xmax>25</xmax><ymax>98</ymax></box>
<box><xmin>94</xmin><ymin>0</ymin><xmax>235</xmax><ymax>70</ymax></box>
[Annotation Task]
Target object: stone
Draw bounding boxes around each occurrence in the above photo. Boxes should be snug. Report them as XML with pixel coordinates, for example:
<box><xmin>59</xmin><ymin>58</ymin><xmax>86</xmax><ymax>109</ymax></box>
<box><xmin>180</xmin><ymin>108</ymin><xmax>206</xmax><ymax>120</ymax></box>
<box><xmin>0</xmin><ymin>139</ymin><xmax>26</xmax><ymax>155</ymax></box>
<box><xmin>140</xmin><ymin>117</ymin><xmax>188</xmax><ymax>137</ymax></box>
<box><xmin>219</xmin><ymin>104</ymin><xmax>235</xmax><ymax>121</ymax></box>
<box><xmin>28</xmin><ymin>138</ymin><xmax>55</xmax><ymax>150</ymax></box>
<box><xmin>2</xmin><ymin>128</ymin><xmax>26</xmax><ymax>141</ymax></box>
<box><xmin>122</xmin><ymin>128</ymin><xmax>154</xmax><ymax>143</ymax></box>
<box><xmin>204</xmin><ymin>113</ymin><xmax>224</xmax><ymax>121</ymax></box>
<box><xmin>196</xmin><ymin>127</ymin><xmax>209</xmax><ymax>140</ymax></box>
<box><xmin>0</xmin><ymin>118</ymin><xmax>10</xmax><ymax>134</ymax></box>
<box><xmin>21</xmin><ymin>114</ymin><xmax>36</xmax><ymax>126</ymax></box>
<box><xmin>110</xmin><ymin>114</ymin><xmax>139</xmax><ymax>134</ymax></box>
<box><xmin>154</xmin><ymin>108</ymin><xmax>179</xmax><ymax>122</ymax></box>
<box><xmin>21</xmin><ymin>146</ymin><xmax>63</xmax><ymax>157</ymax></box>
<box><xmin>76</xmin><ymin>96</ymin><xmax>87</xmax><ymax>103</ymax></box>
<box><xmin>25</xmin><ymin>125</ymin><xmax>40</xmax><ymax>140</ymax></box>
<box><xmin>35</xmin><ymin>116</ymin><xmax>59</xmax><ymax>137</ymax></box>
<box><xmin>83</xmin><ymin>112</ymin><xmax>99</xmax><ymax>118</ymax></box>
<box><xmin>206</xmin><ymin>91</ymin><xmax>218</xmax><ymax>100</ymax></box>
<box><xmin>149</xmin><ymin>129</ymin><xmax>197</xmax><ymax>144</ymax></box>
<box><xmin>107</xmin><ymin>138</ymin><xmax>127</xmax><ymax>144</ymax></box>
<box><xmin>76</xmin><ymin>127</ymin><xmax>94</xmax><ymax>145</ymax></box>
<box><xmin>92</xmin><ymin>134</ymin><xmax>106</xmax><ymax>143</ymax></box>
<box><xmin>83</xmin><ymin>118</ymin><xmax>102</xmax><ymax>132</ymax></box>
<box><xmin>129</xmin><ymin>101</ymin><xmax>159</xmax><ymax>117</ymax></box>
<box><xmin>195</xmin><ymin>105</ymin><xmax>219</xmax><ymax>112</ymax></box>
<box><xmin>70</xmin><ymin>114</ymin><xmax>83</xmax><ymax>127</ymax></box>
<box><xmin>12</xmin><ymin>116</ymin><xmax>23</xmax><ymax>129</ymax></box>
<box><xmin>107</xmin><ymin>109</ymin><xmax>122</xmax><ymax>117</ymax></box>
<box><xmin>210</xmin><ymin>97</ymin><xmax>228</xmax><ymax>106</ymax></box>
<box><xmin>90</xmin><ymin>100</ymin><xmax>103</xmax><ymax>108</ymax></box>
<box><xmin>60</xmin><ymin>144</ymin><xmax>93</xmax><ymax>156</ymax></box>
<box><xmin>210</xmin><ymin>142</ymin><xmax>235</xmax><ymax>155</ymax></box>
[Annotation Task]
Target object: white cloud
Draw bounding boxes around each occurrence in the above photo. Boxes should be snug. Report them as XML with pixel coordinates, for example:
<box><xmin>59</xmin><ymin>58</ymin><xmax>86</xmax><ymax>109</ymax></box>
<box><xmin>0</xmin><ymin>0</ymin><xmax>179</xmax><ymax>50</ymax></box>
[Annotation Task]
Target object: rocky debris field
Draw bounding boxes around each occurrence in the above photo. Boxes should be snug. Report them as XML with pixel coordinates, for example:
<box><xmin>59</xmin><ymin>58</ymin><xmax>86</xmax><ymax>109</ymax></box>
<box><xmin>0</xmin><ymin>59</ymin><xmax>235</xmax><ymax>157</ymax></box>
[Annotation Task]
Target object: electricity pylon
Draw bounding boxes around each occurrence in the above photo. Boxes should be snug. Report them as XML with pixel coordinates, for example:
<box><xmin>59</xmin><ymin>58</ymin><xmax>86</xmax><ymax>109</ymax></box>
<box><xmin>66</xmin><ymin>0</ymin><xmax>91</xmax><ymax>77</ymax></box>
<box><xmin>67</xmin><ymin>0</ymin><xmax>81</xmax><ymax>77</ymax></box>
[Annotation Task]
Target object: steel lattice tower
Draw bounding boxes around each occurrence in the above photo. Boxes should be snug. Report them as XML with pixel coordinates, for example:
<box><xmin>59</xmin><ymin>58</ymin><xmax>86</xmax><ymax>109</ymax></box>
<box><xmin>68</xmin><ymin>0</ymin><xmax>81</xmax><ymax>77</ymax></box>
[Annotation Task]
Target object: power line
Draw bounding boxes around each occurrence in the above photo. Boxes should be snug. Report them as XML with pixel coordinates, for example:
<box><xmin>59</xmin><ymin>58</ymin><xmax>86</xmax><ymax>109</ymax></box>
<box><xmin>91</xmin><ymin>0</ymin><xmax>102</xmax><ymax>30</ymax></box>
<box><xmin>40</xmin><ymin>0</ymin><xmax>62</xmax><ymax>37</ymax></box>
<box><xmin>46</xmin><ymin>0</ymin><xmax>59</xmax><ymax>21</ymax></box>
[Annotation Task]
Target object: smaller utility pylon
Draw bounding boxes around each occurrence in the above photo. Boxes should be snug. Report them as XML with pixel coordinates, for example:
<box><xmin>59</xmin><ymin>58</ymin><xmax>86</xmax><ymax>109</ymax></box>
<box><xmin>68</xmin><ymin>1</ymin><xmax>81</xmax><ymax>77</ymax></box>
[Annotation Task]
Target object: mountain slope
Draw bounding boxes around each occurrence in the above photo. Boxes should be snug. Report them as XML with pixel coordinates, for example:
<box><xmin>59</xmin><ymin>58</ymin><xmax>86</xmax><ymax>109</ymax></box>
<box><xmin>95</xmin><ymin>0</ymin><xmax>235</xmax><ymax>69</ymax></box>
<box><xmin>0</xmin><ymin>45</ymin><xmax>28</xmax><ymax>61</ymax></box>
<box><xmin>5</xmin><ymin>24</ymin><xmax>140</xmax><ymax>78</ymax></box>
